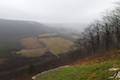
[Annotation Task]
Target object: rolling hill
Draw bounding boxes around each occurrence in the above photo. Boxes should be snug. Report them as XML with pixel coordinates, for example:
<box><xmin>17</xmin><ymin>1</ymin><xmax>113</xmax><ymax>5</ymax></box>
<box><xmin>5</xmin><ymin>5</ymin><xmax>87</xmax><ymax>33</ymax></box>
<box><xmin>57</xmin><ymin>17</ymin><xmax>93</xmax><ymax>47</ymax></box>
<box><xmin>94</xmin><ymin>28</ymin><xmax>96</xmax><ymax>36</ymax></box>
<box><xmin>0</xmin><ymin>19</ymin><xmax>55</xmax><ymax>57</ymax></box>
<box><xmin>0</xmin><ymin>19</ymin><xmax>78</xmax><ymax>58</ymax></box>
<box><xmin>0</xmin><ymin>19</ymin><xmax>54</xmax><ymax>41</ymax></box>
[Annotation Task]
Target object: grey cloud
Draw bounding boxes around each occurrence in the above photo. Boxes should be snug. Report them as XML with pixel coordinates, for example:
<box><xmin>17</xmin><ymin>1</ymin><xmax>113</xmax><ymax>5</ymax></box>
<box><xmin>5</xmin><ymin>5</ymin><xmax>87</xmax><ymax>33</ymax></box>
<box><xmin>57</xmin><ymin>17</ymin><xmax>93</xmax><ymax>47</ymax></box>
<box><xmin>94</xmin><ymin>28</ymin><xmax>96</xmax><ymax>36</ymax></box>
<box><xmin>0</xmin><ymin>0</ymin><xmax>116</xmax><ymax>23</ymax></box>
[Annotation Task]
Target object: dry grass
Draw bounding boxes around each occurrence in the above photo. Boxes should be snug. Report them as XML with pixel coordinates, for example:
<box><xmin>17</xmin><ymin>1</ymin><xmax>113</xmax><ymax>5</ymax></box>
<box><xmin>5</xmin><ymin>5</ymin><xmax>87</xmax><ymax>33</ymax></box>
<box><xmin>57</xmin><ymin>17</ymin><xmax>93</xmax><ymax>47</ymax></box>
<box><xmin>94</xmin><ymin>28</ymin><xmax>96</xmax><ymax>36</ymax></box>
<box><xmin>16</xmin><ymin>48</ymin><xmax>47</xmax><ymax>58</ymax></box>
<box><xmin>21</xmin><ymin>37</ymin><xmax>44</xmax><ymax>49</ymax></box>
<box><xmin>71</xmin><ymin>50</ymin><xmax>120</xmax><ymax>66</ymax></box>
<box><xmin>39</xmin><ymin>37</ymin><xmax>74</xmax><ymax>55</ymax></box>
<box><xmin>17</xmin><ymin>36</ymin><xmax>75</xmax><ymax>57</ymax></box>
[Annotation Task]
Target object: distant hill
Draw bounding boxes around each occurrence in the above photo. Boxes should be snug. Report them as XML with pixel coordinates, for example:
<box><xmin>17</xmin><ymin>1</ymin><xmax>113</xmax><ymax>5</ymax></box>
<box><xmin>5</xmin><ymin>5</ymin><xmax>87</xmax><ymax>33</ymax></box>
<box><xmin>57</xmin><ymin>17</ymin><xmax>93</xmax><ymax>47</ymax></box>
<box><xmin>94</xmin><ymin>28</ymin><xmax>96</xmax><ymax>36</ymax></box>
<box><xmin>0</xmin><ymin>19</ymin><xmax>79</xmax><ymax>57</ymax></box>
<box><xmin>0</xmin><ymin>19</ymin><xmax>55</xmax><ymax>57</ymax></box>
<box><xmin>0</xmin><ymin>19</ymin><xmax>54</xmax><ymax>41</ymax></box>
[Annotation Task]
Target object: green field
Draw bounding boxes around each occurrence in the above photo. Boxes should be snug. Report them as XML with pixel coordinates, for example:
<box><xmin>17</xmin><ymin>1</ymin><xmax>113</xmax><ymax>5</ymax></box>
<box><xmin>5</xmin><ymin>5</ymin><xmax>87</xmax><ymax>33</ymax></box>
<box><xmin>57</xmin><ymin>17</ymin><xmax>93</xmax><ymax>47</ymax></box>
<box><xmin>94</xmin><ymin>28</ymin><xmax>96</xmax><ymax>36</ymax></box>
<box><xmin>34</xmin><ymin>51</ymin><xmax>120</xmax><ymax>80</ymax></box>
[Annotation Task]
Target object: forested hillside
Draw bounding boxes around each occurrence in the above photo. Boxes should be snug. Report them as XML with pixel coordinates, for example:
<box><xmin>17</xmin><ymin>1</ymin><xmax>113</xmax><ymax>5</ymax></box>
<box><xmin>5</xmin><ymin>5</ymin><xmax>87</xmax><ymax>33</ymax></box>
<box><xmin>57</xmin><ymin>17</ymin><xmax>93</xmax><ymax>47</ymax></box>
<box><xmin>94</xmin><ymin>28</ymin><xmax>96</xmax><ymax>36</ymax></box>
<box><xmin>76</xmin><ymin>3</ymin><xmax>120</xmax><ymax>56</ymax></box>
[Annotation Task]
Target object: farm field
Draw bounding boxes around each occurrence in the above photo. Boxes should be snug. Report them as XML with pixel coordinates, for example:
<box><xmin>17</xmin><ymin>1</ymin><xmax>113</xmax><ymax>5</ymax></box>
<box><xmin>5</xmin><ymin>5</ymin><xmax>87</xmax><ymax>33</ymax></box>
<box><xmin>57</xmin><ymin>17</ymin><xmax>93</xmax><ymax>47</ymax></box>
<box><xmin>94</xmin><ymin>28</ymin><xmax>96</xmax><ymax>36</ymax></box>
<box><xmin>17</xmin><ymin>35</ymin><xmax>75</xmax><ymax>57</ymax></box>
<box><xmin>39</xmin><ymin>37</ymin><xmax>74</xmax><ymax>55</ymax></box>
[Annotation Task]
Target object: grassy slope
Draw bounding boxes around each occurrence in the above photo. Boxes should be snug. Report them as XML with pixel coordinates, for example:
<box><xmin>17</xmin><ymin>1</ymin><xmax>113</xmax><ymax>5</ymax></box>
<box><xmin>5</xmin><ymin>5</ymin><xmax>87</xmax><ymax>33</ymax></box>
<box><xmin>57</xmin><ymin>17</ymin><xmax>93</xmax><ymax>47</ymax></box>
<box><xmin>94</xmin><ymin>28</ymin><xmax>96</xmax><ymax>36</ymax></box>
<box><xmin>35</xmin><ymin>51</ymin><xmax>120</xmax><ymax>80</ymax></box>
<box><xmin>39</xmin><ymin>37</ymin><xmax>74</xmax><ymax>55</ymax></box>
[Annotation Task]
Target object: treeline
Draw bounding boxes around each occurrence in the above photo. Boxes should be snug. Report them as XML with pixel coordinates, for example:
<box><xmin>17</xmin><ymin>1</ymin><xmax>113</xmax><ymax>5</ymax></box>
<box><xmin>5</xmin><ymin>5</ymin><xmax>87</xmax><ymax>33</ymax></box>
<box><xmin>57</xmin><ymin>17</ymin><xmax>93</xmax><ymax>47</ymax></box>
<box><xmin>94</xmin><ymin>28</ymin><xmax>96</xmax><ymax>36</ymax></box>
<box><xmin>77</xmin><ymin>3</ymin><xmax>120</xmax><ymax>55</ymax></box>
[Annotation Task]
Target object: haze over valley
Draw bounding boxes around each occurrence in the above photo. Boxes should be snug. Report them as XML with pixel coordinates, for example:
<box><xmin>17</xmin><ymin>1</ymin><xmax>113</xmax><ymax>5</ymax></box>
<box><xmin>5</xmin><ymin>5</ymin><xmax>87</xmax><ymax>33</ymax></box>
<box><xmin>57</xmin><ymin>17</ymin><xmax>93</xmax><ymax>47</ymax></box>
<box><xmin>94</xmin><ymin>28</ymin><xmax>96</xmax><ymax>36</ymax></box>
<box><xmin>0</xmin><ymin>0</ymin><xmax>119</xmax><ymax>80</ymax></box>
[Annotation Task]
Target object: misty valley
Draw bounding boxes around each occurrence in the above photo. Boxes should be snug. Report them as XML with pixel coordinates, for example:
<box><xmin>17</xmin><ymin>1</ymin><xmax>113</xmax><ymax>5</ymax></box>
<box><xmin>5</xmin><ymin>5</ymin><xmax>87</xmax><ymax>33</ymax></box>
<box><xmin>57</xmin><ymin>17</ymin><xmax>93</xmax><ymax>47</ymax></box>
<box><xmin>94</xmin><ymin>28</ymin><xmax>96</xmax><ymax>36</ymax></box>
<box><xmin>0</xmin><ymin>0</ymin><xmax>120</xmax><ymax>80</ymax></box>
<box><xmin>0</xmin><ymin>19</ymin><xmax>80</xmax><ymax>80</ymax></box>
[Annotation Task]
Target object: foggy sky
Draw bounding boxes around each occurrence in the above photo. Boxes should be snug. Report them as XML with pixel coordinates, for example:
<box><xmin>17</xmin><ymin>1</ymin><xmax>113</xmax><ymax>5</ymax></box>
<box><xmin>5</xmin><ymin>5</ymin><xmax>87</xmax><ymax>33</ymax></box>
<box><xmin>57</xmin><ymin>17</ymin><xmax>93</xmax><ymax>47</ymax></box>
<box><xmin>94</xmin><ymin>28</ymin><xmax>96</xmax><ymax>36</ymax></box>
<box><xmin>0</xmin><ymin>0</ymin><xmax>117</xmax><ymax>23</ymax></box>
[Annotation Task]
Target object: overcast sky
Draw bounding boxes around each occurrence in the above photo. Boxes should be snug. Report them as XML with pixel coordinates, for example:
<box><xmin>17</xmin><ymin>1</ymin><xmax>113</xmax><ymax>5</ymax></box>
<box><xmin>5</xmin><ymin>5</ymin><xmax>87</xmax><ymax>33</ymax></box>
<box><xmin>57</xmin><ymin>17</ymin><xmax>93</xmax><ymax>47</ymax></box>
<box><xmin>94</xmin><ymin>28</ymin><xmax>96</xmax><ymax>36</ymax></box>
<box><xmin>0</xmin><ymin>0</ymin><xmax>117</xmax><ymax>23</ymax></box>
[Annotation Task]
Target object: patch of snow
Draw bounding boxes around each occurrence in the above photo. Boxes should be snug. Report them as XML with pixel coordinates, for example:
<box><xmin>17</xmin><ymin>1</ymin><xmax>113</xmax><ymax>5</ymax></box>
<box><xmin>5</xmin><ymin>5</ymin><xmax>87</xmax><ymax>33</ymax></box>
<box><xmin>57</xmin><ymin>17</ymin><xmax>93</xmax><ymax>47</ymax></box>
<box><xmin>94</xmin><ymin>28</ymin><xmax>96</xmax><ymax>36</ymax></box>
<box><xmin>109</xmin><ymin>68</ymin><xmax>120</xmax><ymax>71</ymax></box>
<box><xmin>116</xmin><ymin>71</ymin><xmax>120</xmax><ymax>78</ymax></box>
<box><xmin>32</xmin><ymin>76</ymin><xmax>36</xmax><ymax>80</ymax></box>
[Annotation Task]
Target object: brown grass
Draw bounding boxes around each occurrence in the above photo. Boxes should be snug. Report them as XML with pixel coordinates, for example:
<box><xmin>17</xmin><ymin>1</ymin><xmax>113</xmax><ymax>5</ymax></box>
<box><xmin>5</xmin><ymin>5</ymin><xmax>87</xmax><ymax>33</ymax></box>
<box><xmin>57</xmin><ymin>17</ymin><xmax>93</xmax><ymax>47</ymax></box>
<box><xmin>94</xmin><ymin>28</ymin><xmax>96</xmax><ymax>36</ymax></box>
<box><xmin>20</xmin><ymin>37</ymin><xmax>44</xmax><ymax>49</ymax></box>
<box><xmin>39</xmin><ymin>37</ymin><xmax>74</xmax><ymax>55</ymax></box>
<box><xmin>17</xmin><ymin>36</ymin><xmax>75</xmax><ymax>57</ymax></box>
<box><xmin>71</xmin><ymin>50</ymin><xmax>120</xmax><ymax>66</ymax></box>
<box><xmin>16</xmin><ymin>48</ymin><xmax>47</xmax><ymax>57</ymax></box>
